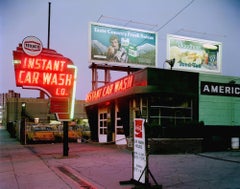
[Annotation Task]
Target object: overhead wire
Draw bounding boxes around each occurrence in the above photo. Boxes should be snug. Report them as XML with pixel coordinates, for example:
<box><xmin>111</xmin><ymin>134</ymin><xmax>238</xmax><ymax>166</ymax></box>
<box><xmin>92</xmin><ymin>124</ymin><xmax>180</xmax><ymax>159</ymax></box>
<box><xmin>156</xmin><ymin>0</ymin><xmax>195</xmax><ymax>32</ymax></box>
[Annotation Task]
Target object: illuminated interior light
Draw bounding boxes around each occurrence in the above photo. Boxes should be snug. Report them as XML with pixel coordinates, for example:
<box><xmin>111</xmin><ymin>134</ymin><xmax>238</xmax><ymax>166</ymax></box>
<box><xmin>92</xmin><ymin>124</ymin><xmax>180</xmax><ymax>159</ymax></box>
<box><xmin>68</xmin><ymin>64</ymin><xmax>78</xmax><ymax>119</ymax></box>
<box><xmin>13</xmin><ymin>60</ymin><xmax>21</xmax><ymax>64</ymax></box>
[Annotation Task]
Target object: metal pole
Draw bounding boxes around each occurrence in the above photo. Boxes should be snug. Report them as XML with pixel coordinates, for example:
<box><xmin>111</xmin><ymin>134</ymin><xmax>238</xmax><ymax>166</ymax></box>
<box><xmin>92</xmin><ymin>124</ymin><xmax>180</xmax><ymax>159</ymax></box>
<box><xmin>40</xmin><ymin>2</ymin><xmax>51</xmax><ymax>99</ymax></box>
<box><xmin>63</xmin><ymin>121</ymin><xmax>69</xmax><ymax>156</ymax></box>
<box><xmin>47</xmin><ymin>2</ymin><xmax>51</xmax><ymax>49</ymax></box>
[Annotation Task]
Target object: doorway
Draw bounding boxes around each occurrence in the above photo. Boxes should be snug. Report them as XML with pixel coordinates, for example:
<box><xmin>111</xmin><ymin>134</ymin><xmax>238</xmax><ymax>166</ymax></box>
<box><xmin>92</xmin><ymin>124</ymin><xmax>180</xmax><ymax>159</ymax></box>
<box><xmin>115</xmin><ymin>105</ymin><xmax>127</xmax><ymax>145</ymax></box>
<box><xmin>98</xmin><ymin>108</ymin><xmax>108</xmax><ymax>143</ymax></box>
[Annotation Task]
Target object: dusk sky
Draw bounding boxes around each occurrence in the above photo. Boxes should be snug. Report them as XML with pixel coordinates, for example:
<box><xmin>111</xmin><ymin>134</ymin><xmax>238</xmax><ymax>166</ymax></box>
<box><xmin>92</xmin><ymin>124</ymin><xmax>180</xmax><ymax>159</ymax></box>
<box><xmin>1</xmin><ymin>0</ymin><xmax>240</xmax><ymax>99</ymax></box>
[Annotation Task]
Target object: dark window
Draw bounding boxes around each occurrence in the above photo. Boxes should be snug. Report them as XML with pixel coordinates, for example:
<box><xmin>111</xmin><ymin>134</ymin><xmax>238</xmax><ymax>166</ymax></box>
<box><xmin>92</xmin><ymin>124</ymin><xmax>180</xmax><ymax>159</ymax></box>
<box><xmin>149</xmin><ymin>96</ymin><xmax>193</xmax><ymax>127</ymax></box>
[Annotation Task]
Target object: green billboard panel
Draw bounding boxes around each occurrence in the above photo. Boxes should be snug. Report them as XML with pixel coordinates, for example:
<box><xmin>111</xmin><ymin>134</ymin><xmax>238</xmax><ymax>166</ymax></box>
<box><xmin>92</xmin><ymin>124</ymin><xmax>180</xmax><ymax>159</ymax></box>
<box><xmin>89</xmin><ymin>22</ymin><xmax>157</xmax><ymax>68</ymax></box>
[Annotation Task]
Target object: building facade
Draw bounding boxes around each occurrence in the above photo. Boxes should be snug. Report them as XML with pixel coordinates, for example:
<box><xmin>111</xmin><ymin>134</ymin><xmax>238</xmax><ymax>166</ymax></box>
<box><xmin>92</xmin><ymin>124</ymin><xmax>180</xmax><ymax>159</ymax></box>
<box><xmin>85</xmin><ymin>68</ymin><xmax>240</xmax><ymax>150</ymax></box>
<box><xmin>0</xmin><ymin>90</ymin><xmax>20</xmax><ymax>125</ymax></box>
<box><xmin>3</xmin><ymin>91</ymin><xmax>88</xmax><ymax>141</ymax></box>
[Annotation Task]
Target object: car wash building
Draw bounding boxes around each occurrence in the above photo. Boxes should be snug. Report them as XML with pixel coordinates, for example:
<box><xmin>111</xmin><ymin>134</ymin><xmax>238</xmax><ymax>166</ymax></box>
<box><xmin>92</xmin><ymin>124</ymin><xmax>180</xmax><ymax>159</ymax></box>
<box><xmin>86</xmin><ymin>24</ymin><xmax>240</xmax><ymax>151</ymax></box>
<box><xmin>86</xmin><ymin>67</ymin><xmax>240</xmax><ymax>151</ymax></box>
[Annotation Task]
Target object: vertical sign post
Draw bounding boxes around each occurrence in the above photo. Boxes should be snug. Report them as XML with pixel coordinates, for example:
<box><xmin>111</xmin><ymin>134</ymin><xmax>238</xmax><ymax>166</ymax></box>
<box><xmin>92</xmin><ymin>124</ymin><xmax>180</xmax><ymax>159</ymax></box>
<box><xmin>13</xmin><ymin>36</ymin><xmax>77</xmax><ymax>157</ymax></box>
<box><xmin>63</xmin><ymin>121</ymin><xmax>69</xmax><ymax>156</ymax></box>
<box><xmin>133</xmin><ymin>118</ymin><xmax>146</xmax><ymax>184</ymax></box>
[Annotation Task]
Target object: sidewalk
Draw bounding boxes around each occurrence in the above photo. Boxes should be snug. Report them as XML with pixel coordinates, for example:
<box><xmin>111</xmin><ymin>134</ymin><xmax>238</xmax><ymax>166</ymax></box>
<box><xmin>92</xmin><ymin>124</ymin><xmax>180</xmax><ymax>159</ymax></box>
<box><xmin>0</xmin><ymin>126</ymin><xmax>81</xmax><ymax>189</ymax></box>
<box><xmin>1</xmin><ymin>126</ymin><xmax>240</xmax><ymax>189</ymax></box>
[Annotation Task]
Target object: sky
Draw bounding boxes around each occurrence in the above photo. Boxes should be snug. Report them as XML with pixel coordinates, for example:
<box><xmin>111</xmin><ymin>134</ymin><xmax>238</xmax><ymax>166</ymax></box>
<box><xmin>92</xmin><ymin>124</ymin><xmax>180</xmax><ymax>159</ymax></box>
<box><xmin>1</xmin><ymin>0</ymin><xmax>240</xmax><ymax>100</ymax></box>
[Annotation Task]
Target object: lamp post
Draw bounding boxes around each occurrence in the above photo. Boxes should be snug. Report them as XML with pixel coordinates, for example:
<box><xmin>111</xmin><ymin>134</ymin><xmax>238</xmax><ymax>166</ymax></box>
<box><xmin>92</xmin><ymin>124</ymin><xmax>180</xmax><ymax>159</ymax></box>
<box><xmin>165</xmin><ymin>58</ymin><xmax>175</xmax><ymax>70</ymax></box>
<box><xmin>20</xmin><ymin>102</ymin><xmax>26</xmax><ymax>144</ymax></box>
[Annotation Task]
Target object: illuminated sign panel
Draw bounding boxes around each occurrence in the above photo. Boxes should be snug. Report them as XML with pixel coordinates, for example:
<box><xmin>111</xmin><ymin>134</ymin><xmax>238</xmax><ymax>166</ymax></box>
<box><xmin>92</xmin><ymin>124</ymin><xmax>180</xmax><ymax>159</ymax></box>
<box><xmin>89</xmin><ymin>22</ymin><xmax>157</xmax><ymax>68</ymax></box>
<box><xmin>86</xmin><ymin>74</ymin><xmax>134</xmax><ymax>102</ymax></box>
<box><xmin>133</xmin><ymin>118</ymin><xmax>146</xmax><ymax>184</ymax></box>
<box><xmin>13</xmin><ymin>37</ymin><xmax>77</xmax><ymax>121</ymax></box>
<box><xmin>201</xmin><ymin>81</ymin><xmax>240</xmax><ymax>97</ymax></box>
<box><xmin>22</xmin><ymin>36</ymin><xmax>43</xmax><ymax>56</ymax></box>
<box><xmin>166</xmin><ymin>34</ymin><xmax>222</xmax><ymax>74</ymax></box>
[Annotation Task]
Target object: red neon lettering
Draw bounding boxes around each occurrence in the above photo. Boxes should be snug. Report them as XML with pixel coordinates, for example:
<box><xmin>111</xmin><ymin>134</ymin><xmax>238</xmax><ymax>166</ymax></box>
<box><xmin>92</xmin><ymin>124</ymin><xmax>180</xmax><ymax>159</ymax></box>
<box><xmin>56</xmin><ymin>88</ymin><xmax>68</xmax><ymax>96</ymax></box>
<box><xmin>65</xmin><ymin>74</ymin><xmax>72</xmax><ymax>85</ymax></box>
<box><xmin>18</xmin><ymin>70</ymin><xmax>25</xmax><ymax>84</ymax></box>
<box><xmin>23</xmin><ymin>57</ymin><xmax>66</xmax><ymax>71</ymax></box>
<box><xmin>86</xmin><ymin>75</ymin><xmax>134</xmax><ymax>102</ymax></box>
<box><xmin>114</xmin><ymin>75</ymin><xmax>133</xmax><ymax>93</ymax></box>
<box><xmin>51</xmin><ymin>73</ymin><xmax>58</xmax><ymax>85</ymax></box>
<box><xmin>58</xmin><ymin>74</ymin><xmax>65</xmax><ymax>85</ymax></box>
<box><xmin>126</xmin><ymin>75</ymin><xmax>133</xmax><ymax>88</ymax></box>
<box><xmin>17</xmin><ymin>71</ymin><xmax>39</xmax><ymax>84</ymax></box>
<box><xmin>86</xmin><ymin>88</ymin><xmax>103</xmax><ymax>102</ymax></box>
<box><xmin>43</xmin><ymin>73</ymin><xmax>72</xmax><ymax>86</ymax></box>
<box><xmin>102</xmin><ymin>84</ymin><xmax>114</xmax><ymax>96</ymax></box>
<box><xmin>93</xmin><ymin>88</ymin><xmax>102</xmax><ymax>100</ymax></box>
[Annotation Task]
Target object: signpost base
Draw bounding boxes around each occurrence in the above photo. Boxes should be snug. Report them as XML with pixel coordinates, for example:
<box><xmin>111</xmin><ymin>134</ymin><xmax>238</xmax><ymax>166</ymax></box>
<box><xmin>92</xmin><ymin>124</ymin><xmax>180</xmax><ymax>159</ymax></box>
<box><xmin>119</xmin><ymin>178</ymin><xmax>162</xmax><ymax>189</ymax></box>
<box><xmin>63</xmin><ymin>121</ymin><xmax>69</xmax><ymax>156</ymax></box>
<box><xmin>120</xmin><ymin>119</ymin><xmax>162</xmax><ymax>189</ymax></box>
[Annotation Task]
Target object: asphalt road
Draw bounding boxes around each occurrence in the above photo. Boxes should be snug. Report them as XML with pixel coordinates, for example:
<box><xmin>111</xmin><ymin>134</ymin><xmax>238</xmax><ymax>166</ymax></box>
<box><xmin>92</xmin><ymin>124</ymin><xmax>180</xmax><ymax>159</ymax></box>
<box><xmin>1</xmin><ymin>127</ymin><xmax>240</xmax><ymax>189</ymax></box>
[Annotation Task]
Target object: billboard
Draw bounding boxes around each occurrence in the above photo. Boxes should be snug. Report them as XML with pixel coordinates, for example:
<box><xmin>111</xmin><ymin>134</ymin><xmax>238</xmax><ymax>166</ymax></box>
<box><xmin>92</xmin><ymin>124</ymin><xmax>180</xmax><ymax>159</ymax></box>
<box><xmin>166</xmin><ymin>34</ymin><xmax>222</xmax><ymax>74</ymax></box>
<box><xmin>13</xmin><ymin>36</ymin><xmax>77</xmax><ymax>121</ymax></box>
<box><xmin>89</xmin><ymin>22</ymin><xmax>157</xmax><ymax>68</ymax></box>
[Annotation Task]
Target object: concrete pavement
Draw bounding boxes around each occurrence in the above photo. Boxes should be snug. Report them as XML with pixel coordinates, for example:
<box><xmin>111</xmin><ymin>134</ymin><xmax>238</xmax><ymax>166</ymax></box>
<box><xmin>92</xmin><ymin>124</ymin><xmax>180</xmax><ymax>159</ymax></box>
<box><xmin>0</xmin><ymin>126</ymin><xmax>80</xmax><ymax>189</ymax></box>
<box><xmin>1</xmin><ymin>126</ymin><xmax>240</xmax><ymax>189</ymax></box>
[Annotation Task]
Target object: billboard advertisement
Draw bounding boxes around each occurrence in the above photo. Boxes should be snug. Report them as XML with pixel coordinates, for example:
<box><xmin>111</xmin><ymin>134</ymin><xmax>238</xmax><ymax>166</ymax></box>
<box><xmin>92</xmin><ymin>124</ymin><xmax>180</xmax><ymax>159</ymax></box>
<box><xmin>166</xmin><ymin>34</ymin><xmax>222</xmax><ymax>74</ymax></box>
<box><xmin>89</xmin><ymin>22</ymin><xmax>157</xmax><ymax>68</ymax></box>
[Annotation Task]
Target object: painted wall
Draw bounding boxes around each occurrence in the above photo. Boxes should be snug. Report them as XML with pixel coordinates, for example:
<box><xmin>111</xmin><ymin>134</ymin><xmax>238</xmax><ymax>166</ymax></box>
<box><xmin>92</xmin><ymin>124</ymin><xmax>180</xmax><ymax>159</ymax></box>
<box><xmin>199</xmin><ymin>74</ymin><xmax>240</xmax><ymax>126</ymax></box>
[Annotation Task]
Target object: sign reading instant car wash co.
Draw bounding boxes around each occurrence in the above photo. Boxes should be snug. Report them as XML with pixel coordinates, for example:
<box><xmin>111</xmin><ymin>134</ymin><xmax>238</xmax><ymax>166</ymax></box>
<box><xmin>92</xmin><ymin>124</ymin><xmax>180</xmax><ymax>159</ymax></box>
<box><xmin>13</xmin><ymin>36</ymin><xmax>77</xmax><ymax>121</ymax></box>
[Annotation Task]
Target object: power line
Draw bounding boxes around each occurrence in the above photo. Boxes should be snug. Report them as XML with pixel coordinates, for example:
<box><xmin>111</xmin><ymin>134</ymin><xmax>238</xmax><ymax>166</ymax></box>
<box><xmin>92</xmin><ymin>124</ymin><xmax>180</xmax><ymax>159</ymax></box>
<box><xmin>96</xmin><ymin>15</ymin><xmax>158</xmax><ymax>30</ymax></box>
<box><xmin>156</xmin><ymin>0</ymin><xmax>195</xmax><ymax>32</ymax></box>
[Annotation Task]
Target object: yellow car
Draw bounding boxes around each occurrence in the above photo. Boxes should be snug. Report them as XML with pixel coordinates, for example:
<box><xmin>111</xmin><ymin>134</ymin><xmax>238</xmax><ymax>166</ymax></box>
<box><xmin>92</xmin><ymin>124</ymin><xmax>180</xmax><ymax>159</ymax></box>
<box><xmin>53</xmin><ymin>125</ymin><xmax>81</xmax><ymax>142</ymax></box>
<box><xmin>27</xmin><ymin>125</ymin><xmax>55</xmax><ymax>143</ymax></box>
<box><xmin>77</xmin><ymin>125</ymin><xmax>91</xmax><ymax>141</ymax></box>
<box><xmin>68</xmin><ymin>126</ymin><xmax>81</xmax><ymax>141</ymax></box>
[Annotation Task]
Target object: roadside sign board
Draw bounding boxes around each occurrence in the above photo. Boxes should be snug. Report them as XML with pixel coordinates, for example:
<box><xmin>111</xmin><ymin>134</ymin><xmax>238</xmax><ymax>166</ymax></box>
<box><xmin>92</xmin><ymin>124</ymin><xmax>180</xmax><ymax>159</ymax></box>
<box><xmin>133</xmin><ymin>118</ymin><xmax>146</xmax><ymax>184</ymax></box>
<box><xmin>13</xmin><ymin>36</ymin><xmax>77</xmax><ymax>121</ymax></box>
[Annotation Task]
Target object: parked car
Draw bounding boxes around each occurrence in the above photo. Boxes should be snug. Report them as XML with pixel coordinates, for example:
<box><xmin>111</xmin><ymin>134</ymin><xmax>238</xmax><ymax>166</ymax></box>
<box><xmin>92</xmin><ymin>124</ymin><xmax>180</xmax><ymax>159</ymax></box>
<box><xmin>26</xmin><ymin>124</ymin><xmax>55</xmax><ymax>143</ymax></box>
<box><xmin>53</xmin><ymin>124</ymin><xmax>81</xmax><ymax>142</ymax></box>
<box><xmin>77</xmin><ymin>125</ymin><xmax>91</xmax><ymax>141</ymax></box>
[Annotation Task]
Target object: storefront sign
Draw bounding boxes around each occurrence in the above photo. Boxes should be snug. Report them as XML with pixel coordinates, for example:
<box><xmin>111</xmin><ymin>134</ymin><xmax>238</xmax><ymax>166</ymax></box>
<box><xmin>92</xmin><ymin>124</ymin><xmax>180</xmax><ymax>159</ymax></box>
<box><xmin>167</xmin><ymin>34</ymin><xmax>222</xmax><ymax>73</ymax></box>
<box><xmin>201</xmin><ymin>81</ymin><xmax>240</xmax><ymax>97</ymax></box>
<box><xmin>86</xmin><ymin>74</ymin><xmax>134</xmax><ymax>102</ymax></box>
<box><xmin>13</xmin><ymin>36</ymin><xmax>77</xmax><ymax>121</ymax></box>
<box><xmin>22</xmin><ymin>36</ymin><xmax>43</xmax><ymax>56</ymax></box>
<box><xmin>89</xmin><ymin>22</ymin><xmax>157</xmax><ymax>68</ymax></box>
<box><xmin>133</xmin><ymin>118</ymin><xmax>146</xmax><ymax>184</ymax></box>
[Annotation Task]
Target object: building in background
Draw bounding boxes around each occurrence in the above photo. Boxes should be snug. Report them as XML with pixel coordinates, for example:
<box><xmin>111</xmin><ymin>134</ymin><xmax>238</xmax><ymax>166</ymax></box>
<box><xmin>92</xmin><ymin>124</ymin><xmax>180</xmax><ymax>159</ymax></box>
<box><xmin>1</xmin><ymin>90</ymin><xmax>88</xmax><ymax>141</ymax></box>
<box><xmin>0</xmin><ymin>90</ymin><xmax>20</xmax><ymax>125</ymax></box>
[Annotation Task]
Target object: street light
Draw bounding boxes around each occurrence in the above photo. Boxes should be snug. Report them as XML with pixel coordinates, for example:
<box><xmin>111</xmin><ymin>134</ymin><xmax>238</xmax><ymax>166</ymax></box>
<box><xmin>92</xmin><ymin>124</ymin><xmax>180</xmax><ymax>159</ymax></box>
<box><xmin>165</xmin><ymin>58</ymin><xmax>175</xmax><ymax>70</ymax></box>
<box><xmin>21</xmin><ymin>102</ymin><xmax>26</xmax><ymax>117</ymax></box>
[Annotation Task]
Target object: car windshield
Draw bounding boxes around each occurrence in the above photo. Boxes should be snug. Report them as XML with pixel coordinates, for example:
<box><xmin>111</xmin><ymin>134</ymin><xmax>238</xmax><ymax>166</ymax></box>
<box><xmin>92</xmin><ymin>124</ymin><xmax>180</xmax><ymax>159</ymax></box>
<box><xmin>33</xmin><ymin>126</ymin><xmax>53</xmax><ymax>131</ymax></box>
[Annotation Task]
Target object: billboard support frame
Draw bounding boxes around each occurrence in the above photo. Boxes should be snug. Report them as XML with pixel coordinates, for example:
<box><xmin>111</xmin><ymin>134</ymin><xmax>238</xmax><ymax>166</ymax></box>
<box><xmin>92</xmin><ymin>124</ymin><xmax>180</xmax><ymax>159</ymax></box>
<box><xmin>89</xmin><ymin>63</ymin><xmax>140</xmax><ymax>90</ymax></box>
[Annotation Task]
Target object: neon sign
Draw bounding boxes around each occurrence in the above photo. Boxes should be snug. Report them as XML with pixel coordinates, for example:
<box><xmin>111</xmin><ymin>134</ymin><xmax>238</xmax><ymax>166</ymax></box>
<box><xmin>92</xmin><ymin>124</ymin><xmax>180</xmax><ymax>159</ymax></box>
<box><xmin>22</xmin><ymin>36</ymin><xmax>43</xmax><ymax>56</ymax></box>
<box><xmin>13</xmin><ymin>37</ymin><xmax>77</xmax><ymax>121</ymax></box>
<box><xmin>86</xmin><ymin>74</ymin><xmax>134</xmax><ymax>102</ymax></box>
